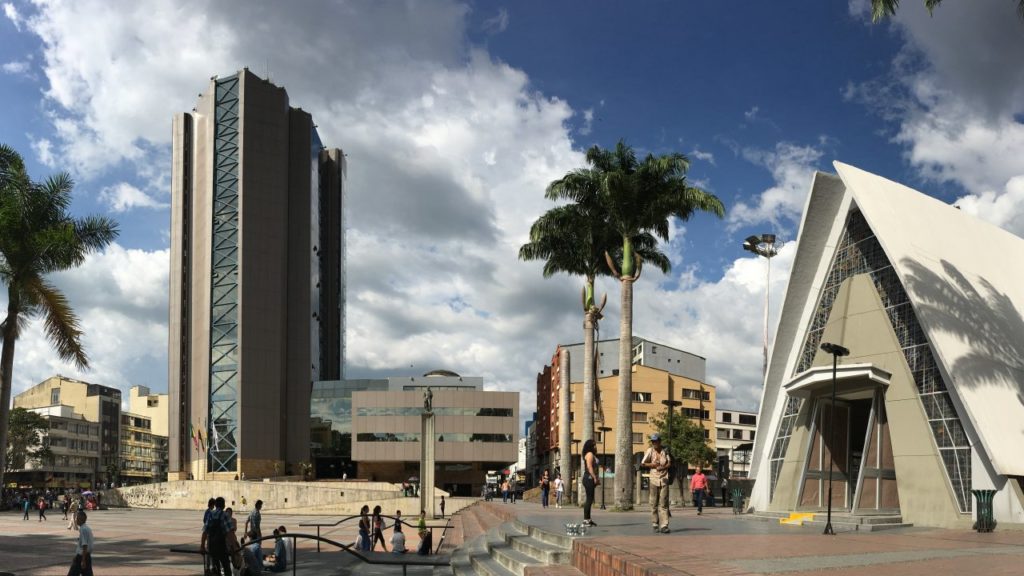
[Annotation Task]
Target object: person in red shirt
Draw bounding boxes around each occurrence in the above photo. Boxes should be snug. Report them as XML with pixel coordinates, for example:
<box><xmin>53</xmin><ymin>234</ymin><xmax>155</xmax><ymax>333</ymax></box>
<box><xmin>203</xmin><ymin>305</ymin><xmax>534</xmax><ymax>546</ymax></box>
<box><xmin>690</xmin><ymin>468</ymin><xmax>708</xmax><ymax>515</ymax></box>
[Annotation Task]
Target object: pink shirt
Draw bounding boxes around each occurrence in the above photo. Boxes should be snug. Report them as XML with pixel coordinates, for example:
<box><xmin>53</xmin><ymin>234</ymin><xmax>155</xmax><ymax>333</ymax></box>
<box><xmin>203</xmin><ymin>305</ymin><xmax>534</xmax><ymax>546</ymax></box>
<box><xmin>690</xmin><ymin>471</ymin><xmax>708</xmax><ymax>491</ymax></box>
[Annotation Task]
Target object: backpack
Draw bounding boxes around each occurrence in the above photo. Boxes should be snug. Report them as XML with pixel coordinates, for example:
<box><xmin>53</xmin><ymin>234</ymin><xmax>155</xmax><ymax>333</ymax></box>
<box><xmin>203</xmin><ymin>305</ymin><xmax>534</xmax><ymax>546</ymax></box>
<box><xmin>206</xmin><ymin>510</ymin><xmax>226</xmax><ymax>548</ymax></box>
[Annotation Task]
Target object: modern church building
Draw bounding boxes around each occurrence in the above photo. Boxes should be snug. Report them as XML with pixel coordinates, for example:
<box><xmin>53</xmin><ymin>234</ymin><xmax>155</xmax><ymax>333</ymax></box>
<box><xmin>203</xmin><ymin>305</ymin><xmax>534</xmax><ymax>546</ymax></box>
<box><xmin>168</xmin><ymin>69</ymin><xmax>345</xmax><ymax>480</ymax></box>
<box><xmin>750</xmin><ymin>162</ymin><xmax>1024</xmax><ymax>528</ymax></box>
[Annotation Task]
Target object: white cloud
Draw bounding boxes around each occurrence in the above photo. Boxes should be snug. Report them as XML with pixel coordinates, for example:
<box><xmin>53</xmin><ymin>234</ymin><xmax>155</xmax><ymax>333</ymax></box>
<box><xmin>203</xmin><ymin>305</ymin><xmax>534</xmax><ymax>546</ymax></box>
<box><xmin>579</xmin><ymin>108</ymin><xmax>594</xmax><ymax>136</ymax></box>
<box><xmin>848</xmin><ymin>2</ymin><xmax>1024</xmax><ymax>236</ymax></box>
<box><xmin>2</xmin><ymin>60</ymin><xmax>29</xmax><ymax>75</ymax></box>
<box><xmin>482</xmin><ymin>8</ymin><xmax>509</xmax><ymax>34</ymax></box>
<box><xmin>2</xmin><ymin>244</ymin><xmax>169</xmax><ymax>400</ymax></box>
<box><xmin>98</xmin><ymin>182</ymin><xmax>169</xmax><ymax>212</ymax></box>
<box><xmin>691</xmin><ymin>146</ymin><xmax>715</xmax><ymax>166</ymax></box>
<box><xmin>728</xmin><ymin>142</ymin><xmax>823</xmax><ymax>230</ymax></box>
<box><xmin>744</xmin><ymin>106</ymin><xmax>759</xmax><ymax>120</ymax></box>
<box><xmin>3</xmin><ymin>2</ymin><xmax>21</xmax><ymax>30</ymax></box>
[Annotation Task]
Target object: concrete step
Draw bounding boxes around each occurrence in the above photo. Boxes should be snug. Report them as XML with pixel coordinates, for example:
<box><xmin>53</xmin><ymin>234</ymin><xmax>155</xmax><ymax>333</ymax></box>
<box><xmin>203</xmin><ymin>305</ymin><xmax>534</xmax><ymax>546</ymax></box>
<box><xmin>485</xmin><ymin>527</ymin><xmax>541</xmax><ymax>576</ymax></box>
<box><xmin>752</xmin><ymin>511</ymin><xmax>912</xmax><ymax>531</ymax></box>
<box><xmin>502</xmin><ymin>523</ymin><xmax>572</xmax><ymax>566</ymax></box>
<box><xmin>511</xmin><ymin>517</ymin><xmax>575</xmax><ymax>550</ymax></box>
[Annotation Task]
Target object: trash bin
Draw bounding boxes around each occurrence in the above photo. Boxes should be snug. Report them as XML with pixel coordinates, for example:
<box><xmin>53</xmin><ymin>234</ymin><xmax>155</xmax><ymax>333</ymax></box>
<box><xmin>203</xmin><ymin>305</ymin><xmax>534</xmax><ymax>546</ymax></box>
<box><xmin>731</xmin><ymin>488</ymin><xmax>744</xmax><ymax>514</ymax></box>
<box><xmin>971</xmin><ymin>489</ymin><xmax>997</xmax><ymax>532</ymax></box>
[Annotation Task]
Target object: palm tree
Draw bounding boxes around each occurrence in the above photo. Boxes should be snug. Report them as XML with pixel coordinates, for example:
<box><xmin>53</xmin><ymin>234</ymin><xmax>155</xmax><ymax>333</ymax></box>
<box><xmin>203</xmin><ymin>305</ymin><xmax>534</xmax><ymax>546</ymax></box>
<box><xmin>520</xmin><ymin>181</ymin><xmax>668</xmax><ymax>491</ymax></box>
<box><xmin>589</xmin><ymin>141</ymin><xmax>724</xmax><ymax>510</ymax></box>
<box><xmin>870</xmin><ymin>0</ymin><xmax>1024</xmax><ymax>22</ymax></box>
<box><xmin>0</xmin><ymin>144</ymin><xmax>118</xmax><ymax>489</ymax></box>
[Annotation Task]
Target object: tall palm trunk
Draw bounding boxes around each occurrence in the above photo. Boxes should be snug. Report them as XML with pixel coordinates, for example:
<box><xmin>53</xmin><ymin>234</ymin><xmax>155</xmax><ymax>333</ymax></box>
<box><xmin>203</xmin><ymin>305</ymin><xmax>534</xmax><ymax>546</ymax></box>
<box><xmin>0</xmin><ymin>293</ymin><xmax>20</xmax><ymax>489</ymax></box>
<box><xmin>614</xmin><ymin>274</ymin><xmax>635</xmax><ymax>509</ymax></box>
<box><xmin>582</xmin><ymin>300</ymin><xmax>597</xmax><ymax>455</ymax></box>
<box><xmin>558</xmin><ymin>347</ymin><xmax>571</xmax><ymax>502</ymax></box>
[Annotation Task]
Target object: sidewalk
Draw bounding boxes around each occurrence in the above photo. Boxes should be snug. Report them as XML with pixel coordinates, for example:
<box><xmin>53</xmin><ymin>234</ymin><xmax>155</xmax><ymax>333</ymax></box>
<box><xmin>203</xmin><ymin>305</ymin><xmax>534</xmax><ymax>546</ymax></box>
<box><xmin>484</xmin><ymin>500</ymin><xmax>1024</xmax><ymax>576</ymax></box>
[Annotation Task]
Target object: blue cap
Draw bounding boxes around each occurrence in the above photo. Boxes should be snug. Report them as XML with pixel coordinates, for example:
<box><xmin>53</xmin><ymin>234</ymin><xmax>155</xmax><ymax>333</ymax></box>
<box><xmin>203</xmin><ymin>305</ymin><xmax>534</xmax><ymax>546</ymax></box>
<box><xmin>649</xmin><ymin>433</ymin><xmax>661</xmax><ymax>442</ymax></box>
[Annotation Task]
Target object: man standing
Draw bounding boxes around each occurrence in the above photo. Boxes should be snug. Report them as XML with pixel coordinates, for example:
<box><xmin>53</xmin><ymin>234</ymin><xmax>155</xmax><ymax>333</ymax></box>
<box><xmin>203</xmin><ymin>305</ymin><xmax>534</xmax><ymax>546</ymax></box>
<box><xmin>68</xmin><ymin>511</ymin><xmax>94</xmax><ymax>576</ymax></box>
<box><xmin>200</xmin><ymin>496</ymin><xmax>232</xmax><ymax>576</ymax></box>
<box><xmin>245</xmin><ymin>499</ymin><xmax>263</xmax><ymax>544</ymax></box>
<box><xmin>641</xmin><ymin>433</ymin><xmax>672</xmax><ymax>533</ymax></box>
<box><xmin>690</xmin><ymin>467</ymin><xmax>708</xmax><ymax>515</ymax></box>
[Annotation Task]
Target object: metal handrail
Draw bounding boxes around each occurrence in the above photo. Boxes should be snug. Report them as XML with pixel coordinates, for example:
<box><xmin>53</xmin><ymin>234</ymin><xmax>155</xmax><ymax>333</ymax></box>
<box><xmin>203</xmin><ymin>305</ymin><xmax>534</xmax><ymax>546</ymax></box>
<box><xmin>297</xmin><ymin>514</ymin><xmax>448</xmax><ymax>553</ymax></box>
<box><xmin>170</xmin><ymin>532</ymin><xmax>450</xmax><ymax>576</ymax></box>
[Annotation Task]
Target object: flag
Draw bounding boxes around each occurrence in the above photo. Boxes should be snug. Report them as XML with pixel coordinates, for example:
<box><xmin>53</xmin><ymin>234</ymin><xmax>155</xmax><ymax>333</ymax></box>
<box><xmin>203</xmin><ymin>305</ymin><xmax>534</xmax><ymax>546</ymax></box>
<box><xmin>198</xmin><ymin>428</ymin><xmax>205</xmax><ymax>453</ymax></box>
<box><xmin>211</xmin><ymin>422</ymin><xmax>220</xmax><ymax>450</ymax></box>
<box><xmin>190</xmin><ymin>423</ymin><xmax>200</xmax><ymax>452</ymax></box>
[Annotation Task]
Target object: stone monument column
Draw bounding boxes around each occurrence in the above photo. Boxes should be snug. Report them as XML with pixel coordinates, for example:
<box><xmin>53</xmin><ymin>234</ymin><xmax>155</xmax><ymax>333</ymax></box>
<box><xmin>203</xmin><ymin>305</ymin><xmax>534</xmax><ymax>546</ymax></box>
<box><xmin>420</xmin><ymin>387</ymin><xmax>436</xmax><ymax>517</ymax></box>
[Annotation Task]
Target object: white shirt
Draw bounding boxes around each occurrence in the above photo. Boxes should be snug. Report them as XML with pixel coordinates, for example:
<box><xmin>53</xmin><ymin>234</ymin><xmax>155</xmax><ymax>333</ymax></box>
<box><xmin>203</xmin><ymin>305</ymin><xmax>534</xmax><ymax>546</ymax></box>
<box><xmin>77</xmin><ymin>523</ymin><xmax>95</xmax><ymax>555</ymax></box>
<box><xmin>391</xmin><ymin>531</ymin><xmax>407</xmax><ymax>553</ymax></box>
<box><xmin>554</xmin><ymin>478</ymin><xmax>563</xmax><ymax>492</ymax></box>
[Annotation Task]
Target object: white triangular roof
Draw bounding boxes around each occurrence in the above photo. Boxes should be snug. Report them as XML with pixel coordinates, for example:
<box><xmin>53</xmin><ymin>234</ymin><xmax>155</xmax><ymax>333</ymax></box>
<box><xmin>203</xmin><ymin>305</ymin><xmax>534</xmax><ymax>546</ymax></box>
<box><xmin>752</xmin><ymin>161</ymin><xmax>1024</xmax><ymax>479</ymax></box>
<box><xmin>835</xmin><ymin>161</ymin><xmax>1024</xmax><ymax>476</ymax></box>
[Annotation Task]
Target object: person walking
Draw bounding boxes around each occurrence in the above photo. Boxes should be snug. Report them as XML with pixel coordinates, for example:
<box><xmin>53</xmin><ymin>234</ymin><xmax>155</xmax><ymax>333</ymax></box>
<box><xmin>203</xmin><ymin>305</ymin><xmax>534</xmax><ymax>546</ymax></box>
<box><xmin>244</xmin><ymin>499</ymin><xmax>263</xmax><ymax>546</ymax></box>
<box><xmin>22</xmin><ymin>496</ymin><xmax>30</xmax><ymax>520</ymax></box>
<box><xmin>372</xmin><ymin>505</ymin><xmax>387</xmax><ymax>551</ymax></box>
<box><xmin>67</xmin><ymin>511</ymin><xmax>94</xmax><ymax>576</ymax></box>
<box><xmin>554</xmin><ymin>473</ymin><xmax>564</xmax><ymax>508</ymax></box>
<box><xmin>501</xmin><ymin>479</ymin><xmax>509</xmax><ymax>503</ymax></box>
<box><xmin>439</xmin><ymin>495</ymin><xmax>446</xmax><ymax>518</ymax></box>
<box><xmin>690</xmin><ymin>467</ymin><xmax>709</xmax><ymax>515</ymax></box>
<box><xmin>540</xmin><ymin>470</ymin><xmax>550</xmax><ymax>508</ymax></box>
<box><xmin>581</xmin><ymin>439</ymin><xmax>599</xmax><ymax>526</ymax></box>
<box><xmin>37</xmin><ymin>497</ymin><xmax>47</xmax><ymax>521</ymax></box>
<box><xmin>68</xmin><ymin>496</ymin><xmax>80</xmax><ymax>531</ymax></box>
<box><xmin>62</xmin><ymin>496</ymin><xmax>70</xmax><ymax>521</ymax></box>
<box><xmin>641</xmin><ymin>433</ymin><xmax>673</xmax><ymax>533</ymax></box>
<box><xmin>721</xmin><ymin>476</ymin><xmax>729</xmax><ymax>507</ymax></box>
<box><xmin>224</xmin><ymin>507</ymin><xmax>243</xmax><ymax>574</ymax></box>
<box><xmin>357</xmin><ymin>505</ymin><xmax>371</xmax><ymax>551</ymax></box>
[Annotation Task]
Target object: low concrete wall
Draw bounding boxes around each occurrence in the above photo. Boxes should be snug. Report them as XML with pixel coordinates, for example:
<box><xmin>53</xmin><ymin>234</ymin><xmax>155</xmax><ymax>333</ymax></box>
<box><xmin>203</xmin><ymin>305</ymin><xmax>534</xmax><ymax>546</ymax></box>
<box><xmin>106</xmin><ymin>480</ymin><xmax>471</xmax><ymax>516</ymax></box>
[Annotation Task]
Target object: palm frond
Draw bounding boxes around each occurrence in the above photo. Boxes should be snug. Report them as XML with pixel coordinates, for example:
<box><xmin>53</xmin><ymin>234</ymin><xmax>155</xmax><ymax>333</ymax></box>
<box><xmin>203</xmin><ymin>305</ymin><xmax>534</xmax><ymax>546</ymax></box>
<box><xmin>871</xmin><ymin>0</ymin><xmax>900</xmax><ymax>22</ymax></box>
<box><xmin>25</xmin><ymin>275</ymin><xmax>88</xmax><ymax>369</ymax></box>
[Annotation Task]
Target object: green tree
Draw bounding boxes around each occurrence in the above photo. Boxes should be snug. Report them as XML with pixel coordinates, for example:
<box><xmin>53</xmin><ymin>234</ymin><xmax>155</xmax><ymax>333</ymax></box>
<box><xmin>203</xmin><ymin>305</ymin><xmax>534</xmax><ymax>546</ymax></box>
<box><xmin>591</xmin><ymin>141</ymin><xmax>724</xmax><ymax>509</ymax></box>
<box><xmin>4</xmin><ymin>407</ymin><xmax>53</xmax><ymax>472</ymax></box>
<box><xmin>0</xmin><ymin>144</ymin><xmax>119</xmax><ymax>489</ymax></box>
<box><xmin>870</xmin><ymin>0</ymin><xmax>1024</xmax><ymax>22</ymax></box>
<box><xmin>521</xmin><ymin>190</ymin><xmax>668</xmax><ymax>482</ymax></box>
<box><xmin>649</xmin><ymin>409</ymin><xmax>715</xmax><ymax>499</ymax></box>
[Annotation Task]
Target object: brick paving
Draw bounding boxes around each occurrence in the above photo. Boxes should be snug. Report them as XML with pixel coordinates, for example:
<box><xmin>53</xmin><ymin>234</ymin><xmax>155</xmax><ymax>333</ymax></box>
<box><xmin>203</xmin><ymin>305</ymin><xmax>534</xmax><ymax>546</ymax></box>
<box><xmin>3</xmin><ymin>501</ymin><xmax>1023</xmax><ymax>575</ymax></box>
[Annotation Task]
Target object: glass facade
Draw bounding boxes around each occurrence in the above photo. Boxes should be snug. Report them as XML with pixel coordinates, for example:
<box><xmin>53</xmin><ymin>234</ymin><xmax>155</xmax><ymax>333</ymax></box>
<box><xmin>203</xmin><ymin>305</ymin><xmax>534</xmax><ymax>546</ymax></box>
<box><xmin>208</xmin><ymin>76</ymin><xmax>241</xmax><ymax>473</ymax></box>
<box><xmin>310</xmin><ymin>379</ymin><xmax>389</xmax><ymax>476</ymax></box>
<box><xmin>770</xmin><ymin>209</ymin><xmax>972</xmax><ymax>511</ymax></box>
<box><xmin>355</xmin><ymin>407</ymin><xmax>514</xmax><ymax>417</ymax></box>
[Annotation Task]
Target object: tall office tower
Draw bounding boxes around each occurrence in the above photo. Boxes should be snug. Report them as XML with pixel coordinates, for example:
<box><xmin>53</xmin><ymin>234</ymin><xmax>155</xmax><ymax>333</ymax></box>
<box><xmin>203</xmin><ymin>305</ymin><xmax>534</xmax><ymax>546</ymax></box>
<box><xmin>168</xmin><ymin>69</ymin><xmax>345</xmax><ymax>480</ymax></box>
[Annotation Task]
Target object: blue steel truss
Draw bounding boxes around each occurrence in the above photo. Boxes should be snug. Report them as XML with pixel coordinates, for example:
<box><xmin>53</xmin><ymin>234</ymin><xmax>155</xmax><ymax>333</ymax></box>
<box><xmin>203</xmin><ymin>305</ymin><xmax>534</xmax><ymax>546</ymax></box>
<box><xmin>208</xmin><ymin>76</ymin><xmax>240</xmax><ymax>473</ymax></box>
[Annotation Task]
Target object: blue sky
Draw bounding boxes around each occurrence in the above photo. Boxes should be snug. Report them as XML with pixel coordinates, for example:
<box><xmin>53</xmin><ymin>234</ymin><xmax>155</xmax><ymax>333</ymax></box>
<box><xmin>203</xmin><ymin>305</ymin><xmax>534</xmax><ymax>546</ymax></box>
<box><xmin>1</xmin><ymin>1</ymin><xmax>1022</xmax><ymax>420</ymax></box>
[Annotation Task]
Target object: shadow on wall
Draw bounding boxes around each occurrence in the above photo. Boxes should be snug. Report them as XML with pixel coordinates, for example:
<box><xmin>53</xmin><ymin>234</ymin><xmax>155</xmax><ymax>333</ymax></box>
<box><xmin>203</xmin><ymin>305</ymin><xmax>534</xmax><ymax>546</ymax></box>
<box><xmin>901</xmin><ymin>258</ymin><xmax>1024</xmax><ymax>410</ymax></box>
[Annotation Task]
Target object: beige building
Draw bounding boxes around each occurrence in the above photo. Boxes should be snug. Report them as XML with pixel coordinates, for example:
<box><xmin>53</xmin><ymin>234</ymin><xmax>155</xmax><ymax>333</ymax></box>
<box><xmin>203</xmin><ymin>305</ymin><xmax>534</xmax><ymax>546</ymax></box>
<box><xmin>120</xmin><ymin>411</ymin><xmax>169</xmax><ymax>484</ymax></box>
<box><xmin>564</xmin><ymin>364</ymin><xmax>715</xmax><ymax>477</ymax></box>
<box><xmin>14</xmin><ymin>405</ymin><xmax>100</xmax><ymax>489</ymax></box>
<box><xmin>168</xmin><ymin>69</ymin><xmax>345</xmax><ymax>480</ymax></box>
<box><xmin>351</xmin><ymin>384</ymin><xmax>518</xmax><ymax>496</ymax></box>
<box><xmin>15</xmin><ymin>376</ymin><xmax>122</xmax><ymax>481</ymax></box>
<box><xmin>128</xmin><ymin>386</ymin><xmax>169</xmax><ymax>437</ymax></box>
<box><xmin>751</xmin><ymin>162</ymin><xmax>1024</xmax><ymax>528</ymax></box>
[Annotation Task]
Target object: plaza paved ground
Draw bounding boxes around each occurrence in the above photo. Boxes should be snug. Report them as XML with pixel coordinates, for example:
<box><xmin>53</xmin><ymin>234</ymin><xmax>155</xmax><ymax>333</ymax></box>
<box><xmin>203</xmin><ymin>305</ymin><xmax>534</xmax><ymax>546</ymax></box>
<box><xmin>2</xmin><ymin>502</ymin><xmax>1024</xmax><ymax>575</ymax></box>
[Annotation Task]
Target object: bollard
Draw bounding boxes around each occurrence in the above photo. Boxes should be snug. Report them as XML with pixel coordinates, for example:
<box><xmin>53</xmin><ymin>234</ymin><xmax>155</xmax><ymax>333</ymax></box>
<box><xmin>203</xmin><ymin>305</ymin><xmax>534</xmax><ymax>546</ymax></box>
<box><xmin>971</xmin><ymin>489</ymin><xmax>997</xmax><ymax>532</ymax></box>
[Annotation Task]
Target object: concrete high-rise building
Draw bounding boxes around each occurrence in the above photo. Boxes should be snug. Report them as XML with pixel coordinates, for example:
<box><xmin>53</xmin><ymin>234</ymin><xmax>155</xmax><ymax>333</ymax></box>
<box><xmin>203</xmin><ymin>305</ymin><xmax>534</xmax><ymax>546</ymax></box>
<box><xmin>168</xmin><ymin>69</ymin><xmax>345</xmax><ymax>480</ymax></box>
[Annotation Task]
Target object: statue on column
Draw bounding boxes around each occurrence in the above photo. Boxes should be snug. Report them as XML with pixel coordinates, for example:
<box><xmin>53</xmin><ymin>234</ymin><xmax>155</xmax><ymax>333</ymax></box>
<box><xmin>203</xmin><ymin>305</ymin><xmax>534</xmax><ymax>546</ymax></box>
<box><xmin>424</xmin><ymin>387</ymin><xmax>433</xmax><ymax>413</ymax></box>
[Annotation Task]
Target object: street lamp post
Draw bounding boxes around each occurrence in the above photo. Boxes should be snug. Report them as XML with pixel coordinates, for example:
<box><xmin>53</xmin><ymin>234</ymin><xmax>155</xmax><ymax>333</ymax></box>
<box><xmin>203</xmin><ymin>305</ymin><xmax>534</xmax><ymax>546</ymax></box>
<box><xmin>661</xmin><ymin>399</ymin><xmax>682</xmax><ymax>506</ymax></box>
<box><xmin>820</xmin><ymin>341</ymin><xmax>850</xmax><ymax>536</ymax></box>
<box><xmin>598</xmin><ymin>426</ymin><xmax>612</xmax><ymax>509</ymax></box>
<box><xmin>743</xmin><ymin>234</ymin><xmax>783</xmax><ymax>380</ymax></box>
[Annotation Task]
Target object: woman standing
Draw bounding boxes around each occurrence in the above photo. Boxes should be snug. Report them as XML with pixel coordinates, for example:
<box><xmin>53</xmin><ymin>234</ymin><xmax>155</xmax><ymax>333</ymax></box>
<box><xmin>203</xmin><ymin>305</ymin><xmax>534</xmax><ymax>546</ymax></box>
<box><xmin>540</xmin><ymin>470</ymin><xmax>550</xmax><ymax>509</ymax></box>
<box><xmin>358</xmin><ymin>505</ymin><xmax>371</xmax><ymax>551</ymax></box>
<box><xmin>372</xmin><ymin>505</ymin><xmax>388</xmax><ymax>551</ymax></box>
<box><xmin>224</xmin><ymin>507</ymin><xmax>243</xmax><ymax>573</ymax></box>
<box><xmin>581</xmin><ymin>439</ymin><xmax>599</xmax><ymax>526</ymax></box>
<box><xmin>554</xmin><ymin>473</ymin><xmax>564</xmax><ymax>508</ymax></box>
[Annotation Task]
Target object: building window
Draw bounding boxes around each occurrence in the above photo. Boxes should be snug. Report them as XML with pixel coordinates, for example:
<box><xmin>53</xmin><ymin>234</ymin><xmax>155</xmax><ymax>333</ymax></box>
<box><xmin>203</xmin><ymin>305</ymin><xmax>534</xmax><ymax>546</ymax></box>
<box><xmin>632</xmin><ymin>392</ymin><xmax>652</xmax><ymax>403</ymax></box>
<box><xmin>739</xmin><ymin>414</ymin><xmax>756</xmax><ymax>426</ymax></box>
<box><xmin>50</xmin><ymin>388</ymin><xmax>60</xmax><ymax>405</ymax></box>
<box><xmin>569</xmin><ymin>412</ymin><xmax>574</xmax><ymax>422</ymax></box>
<box><xmin>732</xmin><ymin>429</ymin><xmax>743</xmax><ymax>440</ymax></box>
<box><xmin>684</xmin><ymin>408</ymin><xmax>709</xmax><ymax>420</ymax></box>
<box><xmin>721</xmin><ymin>412</ymin><xmax>732</xmax><ymax>423</ymax></box>
<box><xmin>717</xmin><ymin>428</ymin><xmax>729</xmax><ymax>439</ymax></box>
<box><xmin>703</xmin><ymin>429</ymin><xmax>709</xmax><ymax>439</ymax></box>
<box><xmin>631</xmin><ymin>412</ymin><xmax>647</xmax><ymax>423</ymax></box>
<box><xmin>631</xmin><ymin>433</ymin><xmax>644</xmax><ymax>444</ymax></box>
